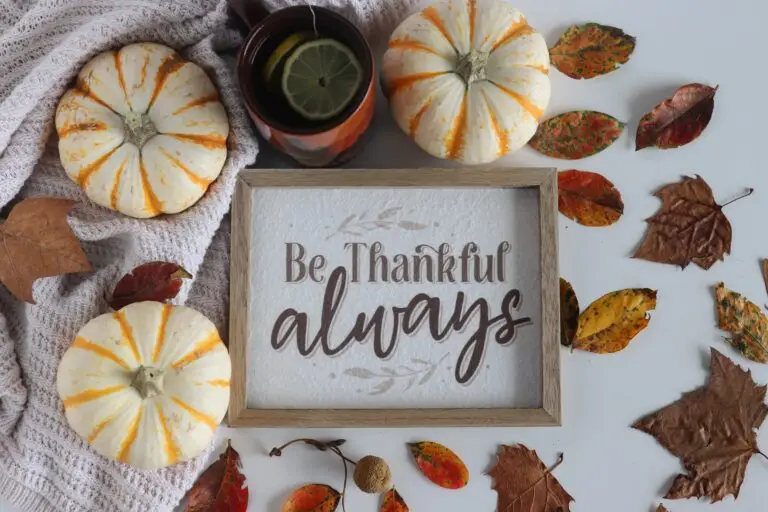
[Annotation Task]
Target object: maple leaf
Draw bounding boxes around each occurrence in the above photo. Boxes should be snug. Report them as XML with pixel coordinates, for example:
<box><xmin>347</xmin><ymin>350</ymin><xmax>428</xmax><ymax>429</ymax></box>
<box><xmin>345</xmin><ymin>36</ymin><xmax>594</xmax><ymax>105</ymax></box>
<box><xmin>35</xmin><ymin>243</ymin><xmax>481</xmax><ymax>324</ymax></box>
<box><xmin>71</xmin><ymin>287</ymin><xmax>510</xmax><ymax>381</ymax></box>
<box><xmin>0</xmin><ymin>197</ymin><xmax>91</xmax><ymax>303</ymax></box>
<box><xmin>185</xmin><ymin>440</ymin><xmax>248</xmax><ymax>512</ymax></box>
<box><xmin>633</xmin><ymin>175</ymin><xmax>752</xmax><ymax>270</ymax></box>
<box><xmin>714</xmin><ymin>282</ymin><xmax>768</xmax><ymax>364</ymax></box>
<box><xmin>633</xmin><ymin>348</ymin><xmax>768</xmax><ymax>503</ymax></box>
<box><xmin>488</xmin><ymin>445</ymin><xmax>573</xmax><ymax>512</ymax></box>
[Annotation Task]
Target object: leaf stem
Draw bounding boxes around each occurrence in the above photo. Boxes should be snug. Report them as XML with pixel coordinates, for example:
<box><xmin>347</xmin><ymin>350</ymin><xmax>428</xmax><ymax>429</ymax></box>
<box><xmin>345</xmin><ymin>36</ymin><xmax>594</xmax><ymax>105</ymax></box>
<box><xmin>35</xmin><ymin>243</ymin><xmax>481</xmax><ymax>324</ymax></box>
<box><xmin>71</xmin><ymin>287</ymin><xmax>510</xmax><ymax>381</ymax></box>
<box><xmin>721</xmin><ymin>188</ymin><xmax>754</xmax><ymax>208</ymax></box>
<box><xmin>758</xmin><ymin>449</ymin><xmax>768</xmax><ymax>462</ymax></box>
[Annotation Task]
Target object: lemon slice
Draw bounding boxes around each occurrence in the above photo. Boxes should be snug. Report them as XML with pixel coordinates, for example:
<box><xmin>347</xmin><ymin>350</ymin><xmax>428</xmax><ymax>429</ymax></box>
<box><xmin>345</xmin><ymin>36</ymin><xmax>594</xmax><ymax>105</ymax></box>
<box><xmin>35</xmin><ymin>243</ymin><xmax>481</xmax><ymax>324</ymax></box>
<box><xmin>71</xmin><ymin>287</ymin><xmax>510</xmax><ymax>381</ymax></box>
<box><xmin>281</xmin><ymin>38</ymin><xmax>363</xmax><ymax>121</ymax></box>
<box><xmin>263</xmin><ymin>32</ymin><xmax>313</xmax><ymax>82</ymax></box>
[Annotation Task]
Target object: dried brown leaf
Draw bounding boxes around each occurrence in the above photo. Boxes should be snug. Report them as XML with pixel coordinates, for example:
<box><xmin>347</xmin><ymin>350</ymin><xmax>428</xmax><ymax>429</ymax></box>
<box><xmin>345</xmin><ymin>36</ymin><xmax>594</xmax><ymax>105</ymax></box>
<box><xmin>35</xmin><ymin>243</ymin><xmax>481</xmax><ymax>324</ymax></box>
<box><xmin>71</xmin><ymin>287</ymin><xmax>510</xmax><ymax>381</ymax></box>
<box><xmin>186</xmin><ymin>440</ymin><xmax>248</xmax><ymax>511</ymax></box>
<box><xmin>636</xmin><ymin>84</ymin><xmax>718</xmax><ymax>150</ymax></box>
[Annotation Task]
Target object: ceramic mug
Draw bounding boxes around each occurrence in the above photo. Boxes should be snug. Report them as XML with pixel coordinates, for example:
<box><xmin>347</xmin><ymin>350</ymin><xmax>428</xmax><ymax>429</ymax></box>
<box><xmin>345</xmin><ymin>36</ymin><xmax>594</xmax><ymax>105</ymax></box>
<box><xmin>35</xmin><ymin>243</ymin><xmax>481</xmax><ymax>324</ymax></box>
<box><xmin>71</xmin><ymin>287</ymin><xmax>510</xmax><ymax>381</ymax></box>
<box><xmin>232</xmin><ymin>2</ymin><xmax>376</xmax><ymax>167</ymax></box>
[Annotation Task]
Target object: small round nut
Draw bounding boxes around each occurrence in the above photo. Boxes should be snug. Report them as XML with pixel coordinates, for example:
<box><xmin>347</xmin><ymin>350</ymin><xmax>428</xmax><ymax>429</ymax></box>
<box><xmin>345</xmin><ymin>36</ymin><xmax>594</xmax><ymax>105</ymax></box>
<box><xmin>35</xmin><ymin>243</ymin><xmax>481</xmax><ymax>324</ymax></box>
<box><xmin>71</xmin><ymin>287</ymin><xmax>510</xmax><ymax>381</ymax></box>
<box><xmin>353</xmin><ymin>455</ymin><xmax>392</xmax><ymax>494</ymax></box>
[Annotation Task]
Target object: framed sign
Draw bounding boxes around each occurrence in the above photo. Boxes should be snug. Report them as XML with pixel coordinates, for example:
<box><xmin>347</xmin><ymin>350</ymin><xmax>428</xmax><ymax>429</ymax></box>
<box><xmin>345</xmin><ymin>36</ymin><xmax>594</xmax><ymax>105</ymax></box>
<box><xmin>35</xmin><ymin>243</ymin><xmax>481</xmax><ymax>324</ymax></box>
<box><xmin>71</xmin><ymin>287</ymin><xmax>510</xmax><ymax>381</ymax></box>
<box><xmin>228</xmin><ymin>168</ymin><xmax>560</xmax><ymax>427</ymax></box>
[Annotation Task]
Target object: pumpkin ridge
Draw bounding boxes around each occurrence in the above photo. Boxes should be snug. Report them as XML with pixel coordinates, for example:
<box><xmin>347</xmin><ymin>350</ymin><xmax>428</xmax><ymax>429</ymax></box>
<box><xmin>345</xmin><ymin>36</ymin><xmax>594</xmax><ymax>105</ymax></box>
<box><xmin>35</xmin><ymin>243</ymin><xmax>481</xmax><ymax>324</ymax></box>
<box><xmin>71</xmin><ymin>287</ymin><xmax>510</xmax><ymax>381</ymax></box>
<box><xmin>138</xmin><ymin>159</ymin><xmax>163</xmax><ymax>216</ymax></box>
<box><xmin>385</xmin><ymin>71</ymin><xmax>448</xmax><ymax>98</ymax></box>
<box><xmin>110</xmin><ymin>157</ymin><xmax>129</xmax><ymax>210</ymax></box>
<box><xmin>421</xmin><ymin>6</ymin><xmax>457</xmax><ymax>52</ymax></box>
<box><xmin>158</xmin><ymin>147</ymin><xmax>212</xmax><ymax>189</ymax></box>
<box><xmin>467</xmin><ymin>0</ymin><xmax>477</xmax><ymax>46</ymax></box>
<box><xmin>137</xmin><ymin>55</ymin><xmax>151</xmax><ymax>89</ymax></box>
<box><xmin>114</xmin><ymin>51</ymin><xmax>132</xmax><ymax>111</ymax></box>
<box><xmin>481</xmin><ymin>89</ymin><xmax>508</xmax><ymax>156</ymax></box>
<box><xmin>114</xmin><ymin>310</ymin><xmax>143</xmax><ymax>363</ymax></box>
<box><xmin>170</xmin><ymin>92</ymin><xmax>220</xmax><ymax>116</ymax></box>
<box><xmin>76</xmin><ymin>145</ymin><xmax>121</xmax><ymax>188</ymax></box>
<box><xmin>408</xmin><ymin>98</ymin><xmax>433</xmax><ymax>137</ymax></box>
<box><xmin>156</xmin><ymin>403</ymin><xmax>181</xmax><ymax>465</ymax></box>
<box><xmin>490</xmin><ymin>19</ymin><xmax>533</xmax><ymax>52</ymax></box>
<box><xmin>71</xmin><ymin>336</ymin><xmax>130</xmax><ymax>370</ymax></box>
<box><xmin>147</xmin><ymin>53</ymin><xmax>186</xmax><ymax>110</ymax></box>
<box><xmin>445</xmin><ymin>94</ymin><xmax>468</xmax><ymax>160</ymax></box>
<box><xmin>167</xmin><ymin>133</ymin><xmax>227</xmax><ymax>150</ymax></box>
<box><xmin>208</xmin><ymin>379</ymin><xmax>230</xmax><ymax>388</ymax></box>
<box><xmin>74</xmin><ymin>78</ymin><xmax>117</xmax><ymax>114</ymax></box>
<box><xmin>58</xmin><ymin>120</ymin><xmax>108</xmax><ymax>139</ymax></box>
<box><xmin>117</xmin><ymin>406</ymin><xmax>143</xmax><ymax>463</ymax></box>
<box><xmin>171</xmin><ymin>331</ymin><xmax>223</xmax><ymax>370</ymax></box>
<box><xmin>152</xmin><ymin>303</ymin><xmax>172</xmax><ymax>363</ymax></box>
<box><xmin>488</xmin><ymin>80</ymin><xmax>543</xmax><ymax>121</ymax></box>
<box><xmin>87</xmin><ymin>414</ymin><xmax>116</xmax><ymax>443</ymax></box>
<box><xmin>171</xmin><ymin>396</ymin><xmax>218</xmax><ymax>430</ymax></box>
<box><xmin>387</xmin><ymin>39</ymin><xmax>444</xmax><ymax>58</ymax></box>
<box><xmin>63</xmin><ymin>385</ymin><xmax>127</xmax><ymax>408</ymax></box>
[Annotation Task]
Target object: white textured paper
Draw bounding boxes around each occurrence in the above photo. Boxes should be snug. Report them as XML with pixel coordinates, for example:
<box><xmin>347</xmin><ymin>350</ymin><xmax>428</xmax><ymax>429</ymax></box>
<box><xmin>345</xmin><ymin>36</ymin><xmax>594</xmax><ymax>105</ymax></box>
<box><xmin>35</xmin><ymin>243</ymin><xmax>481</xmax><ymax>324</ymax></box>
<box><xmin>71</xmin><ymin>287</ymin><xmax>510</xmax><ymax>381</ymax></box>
<box><xmin>246</xmin><ymin>186</ymin><xmax>542</xmax><ymax>409</ymax></box>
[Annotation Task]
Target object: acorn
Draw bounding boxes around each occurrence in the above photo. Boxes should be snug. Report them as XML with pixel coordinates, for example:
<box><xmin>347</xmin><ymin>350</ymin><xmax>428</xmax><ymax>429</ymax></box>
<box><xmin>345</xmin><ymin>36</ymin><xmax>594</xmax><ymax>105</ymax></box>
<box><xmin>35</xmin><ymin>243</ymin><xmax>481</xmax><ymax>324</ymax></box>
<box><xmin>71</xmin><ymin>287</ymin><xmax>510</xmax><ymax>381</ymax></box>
<box><xmin>353</xmin><ymin>455</ymin><xmax>392</xmax><ymax>494</ymax></box>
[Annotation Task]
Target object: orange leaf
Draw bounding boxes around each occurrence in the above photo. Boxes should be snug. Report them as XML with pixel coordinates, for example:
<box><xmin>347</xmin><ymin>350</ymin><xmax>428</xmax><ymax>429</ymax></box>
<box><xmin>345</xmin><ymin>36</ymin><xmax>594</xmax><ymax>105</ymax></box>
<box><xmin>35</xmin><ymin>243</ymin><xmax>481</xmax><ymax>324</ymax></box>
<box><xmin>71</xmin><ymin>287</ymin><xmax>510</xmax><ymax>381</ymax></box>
<box><xmin>380</xmin><ymin>488</ymin><xmax>409</xmax><ymax>512</ymax></box>
<box><xmin>283</xmin><ymin>484</ymin><xmax>340</xmax><ymax>512</ymax></box>
<box><xmin>408</xmin><ymin>441</ymin><xmax>469</xmax><ymax>489</ymax></box>
<box><xmin>550</xmin><ymin>23</ymin><xmax>636</xmax><ymax>80</ymax></box>
<box><xmin>558</xmin><ymin>170</ymin><xmax>623</xmax><ymax>227</ymax></box>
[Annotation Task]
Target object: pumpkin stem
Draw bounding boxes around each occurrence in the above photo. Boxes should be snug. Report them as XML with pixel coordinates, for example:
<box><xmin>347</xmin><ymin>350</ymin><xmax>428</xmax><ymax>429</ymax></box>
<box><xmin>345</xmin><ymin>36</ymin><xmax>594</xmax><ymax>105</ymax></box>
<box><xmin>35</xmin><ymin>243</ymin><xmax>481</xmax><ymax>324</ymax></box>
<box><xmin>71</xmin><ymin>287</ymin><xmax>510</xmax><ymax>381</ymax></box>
<box><xmin>456</xmin><ymin>49</ymin><xmax>489</xmax><ymax>84</ymax></box>
<box><xmin>131</xmin><ymin>366</ymin><xmax>165</xmax><ymax>399</ymax></box>
<box><xmin>123</xmin><ymin>112</ymin><xmax>158</xmax><ymax>148</ymax></box>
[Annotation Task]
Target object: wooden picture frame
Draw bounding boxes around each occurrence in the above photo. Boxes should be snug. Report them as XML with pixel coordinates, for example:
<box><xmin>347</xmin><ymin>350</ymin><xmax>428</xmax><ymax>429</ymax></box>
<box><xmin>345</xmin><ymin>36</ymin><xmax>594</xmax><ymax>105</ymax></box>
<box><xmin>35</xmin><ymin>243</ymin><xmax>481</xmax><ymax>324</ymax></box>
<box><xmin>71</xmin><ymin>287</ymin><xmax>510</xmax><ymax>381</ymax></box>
<box><xmin>228</xmin><ymin>168</ymin><xmax>560</xmax><ymax>427</ymax></box>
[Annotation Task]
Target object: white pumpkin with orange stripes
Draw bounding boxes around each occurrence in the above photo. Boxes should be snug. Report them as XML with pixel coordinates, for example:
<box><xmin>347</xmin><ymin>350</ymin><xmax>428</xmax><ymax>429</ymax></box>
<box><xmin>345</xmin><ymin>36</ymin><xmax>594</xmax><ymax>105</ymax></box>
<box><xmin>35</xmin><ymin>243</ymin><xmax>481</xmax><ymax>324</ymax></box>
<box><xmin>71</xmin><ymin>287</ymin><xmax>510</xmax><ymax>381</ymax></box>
<box><xmin>55</xmin><ymin>42</ymin><xmax>229</xmax><ymax>218</ymax></box>
<box><xmin>56</xmin><ymin>301</ymin><xmax>230</xmax><ymax>469</ymax></box>
<box><xmin>381</xmin><ymin>0</ymin><xmax>551</xmax><ymax>164</ymax></box>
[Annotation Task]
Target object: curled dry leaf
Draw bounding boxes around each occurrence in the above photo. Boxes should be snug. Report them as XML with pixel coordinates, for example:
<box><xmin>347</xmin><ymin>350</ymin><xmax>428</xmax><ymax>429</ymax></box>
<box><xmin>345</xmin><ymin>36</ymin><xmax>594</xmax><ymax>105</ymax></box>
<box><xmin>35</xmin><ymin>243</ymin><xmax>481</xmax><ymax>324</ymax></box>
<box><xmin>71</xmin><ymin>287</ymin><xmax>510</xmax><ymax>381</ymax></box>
<box><xmin>633</xmin><ymin>348</ymin><xmax>768</xmax><ymax>503</ymax></box>
<box><xmin>488</xmin><ymin>445</ymin><xmax>573</xmax><ymax>512</ymax></box>
<box><xmin>380</xmin><ymin>488</ymin><xmax>409</xmax><ymax>512</ymax></box>
<box><xmin>574</xmin><ymin>288</ymin><xmax>657</xmax><ymax>353</ymax></box>
<box><xmin>714</xmin><ymin>283</ymin><xmax>768</xmax><ymax>363</ymax></box>
<box><xmin>185</xmin><ymin>440</ymin><xmax>248</xmax><ymax>512</ymax></box>
<box><xmin>633</xmin><ymin>175</ymin><xmax>750</xmax><ymax>270</ymax></box>
<box><xmin>0</xmin><ymin>197</ymin><xmax>91</xmax><ymax>303</ymax></box>
<box><xmin>558</xmin><ymin>170</ymin><xmax>624</xmax><ymax>226</ymax></box>
<box><xmin>283</xmin><ymin>484</ymin><xmax>340</xmax><ymax>512</ymax></box>
<box><xmin>108</xmin><ymin>261</ymin><xmax>192</xmax><ymax>309</ymax></box>
<box><xmin>636</xmin><ymin>84</ymin><xmax>718</xmax><ymax>150</ymax></box>
<box><xmin>408</xmin><ymin>441</ymin><xmax>469</xmax><ymax>489</ymax></box>
<box><xmin>560</xmin><ymin>278</ymin><xmax>579</xmax><ymax>347</ymax></box>
<box><xmin>550</xmin><ymin>23</ymin><xmax>636</xmax><ymax>79</ymax></box>
<box><xmin>529</xmin><ymin>111</ymin><xmax>625</xmax><ymax>160</ymax></box>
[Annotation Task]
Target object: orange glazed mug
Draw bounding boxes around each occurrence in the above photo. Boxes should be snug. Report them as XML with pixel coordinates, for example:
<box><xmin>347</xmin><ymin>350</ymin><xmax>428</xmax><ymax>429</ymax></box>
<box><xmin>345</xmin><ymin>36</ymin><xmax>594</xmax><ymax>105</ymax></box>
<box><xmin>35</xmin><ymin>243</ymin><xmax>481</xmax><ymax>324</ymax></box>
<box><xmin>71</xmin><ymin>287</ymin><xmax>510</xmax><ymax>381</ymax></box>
<box><xmin>232</xmin><ymin>2</ymin><xmax>376</xmax><ymax>167</ymax></box>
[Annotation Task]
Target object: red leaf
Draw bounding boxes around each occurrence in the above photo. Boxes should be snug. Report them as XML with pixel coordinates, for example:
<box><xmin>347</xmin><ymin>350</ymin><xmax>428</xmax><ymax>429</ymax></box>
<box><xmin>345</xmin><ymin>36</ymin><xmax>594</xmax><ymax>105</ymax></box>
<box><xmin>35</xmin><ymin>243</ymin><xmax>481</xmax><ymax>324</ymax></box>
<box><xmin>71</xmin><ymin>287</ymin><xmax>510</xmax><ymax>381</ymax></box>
<box><xmin>529</xmin><ymin>111</ymin><xmax>625</xmax><ymax>160</ymax></box>
<box><xmin>558</xmin><ymin>170</ymin><xmax>624</xmax><ymax>227</ymax></box>
<box><xmin>283</xmin><ymin>484</ymin><xmax>340</xmax><ymax>512</ymax></box>
<box><xmin>380</xmin><ymin>488</ymin><xmax>409</xmax><ymax>512</ymax></box>
<box><xmin>186</xmin><ymin>441</ymin><xmax>248</xmax><ymax>512</ymax></box>
<box><xmin>636</xmin><ymin>83</ymin><xmax>718</xmax><ymax>150</ymax></box>
<box><xmin>408</xmin><ymin>441</ymin><xmax>469</xmax><ymax>489</ymax></box>
<box><xmin>108</xmin><ymin>261</ymin><xmax>192</xmax><ymax>309</ymax></box>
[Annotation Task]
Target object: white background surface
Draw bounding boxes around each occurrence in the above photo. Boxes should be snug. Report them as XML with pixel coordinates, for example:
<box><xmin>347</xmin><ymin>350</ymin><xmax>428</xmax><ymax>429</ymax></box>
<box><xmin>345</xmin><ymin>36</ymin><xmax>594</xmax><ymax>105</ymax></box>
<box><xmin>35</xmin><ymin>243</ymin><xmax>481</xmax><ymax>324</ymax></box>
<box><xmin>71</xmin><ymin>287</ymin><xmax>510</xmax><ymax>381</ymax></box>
<box><xmin>3</xmin><ymin>0</ymin><xmax>768</xmax><ymax>510</ymax></box>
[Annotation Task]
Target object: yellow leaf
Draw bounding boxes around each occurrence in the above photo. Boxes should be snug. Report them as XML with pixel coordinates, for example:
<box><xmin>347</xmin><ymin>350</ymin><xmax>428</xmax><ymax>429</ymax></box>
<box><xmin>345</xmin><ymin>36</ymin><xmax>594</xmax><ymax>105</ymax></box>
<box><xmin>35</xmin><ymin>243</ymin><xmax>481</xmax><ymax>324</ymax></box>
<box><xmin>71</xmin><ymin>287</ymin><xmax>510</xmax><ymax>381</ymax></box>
<box><xmin>574</xmin><ymin>288</ymin><xmax>657</xmax><ymax>353</ymax></box>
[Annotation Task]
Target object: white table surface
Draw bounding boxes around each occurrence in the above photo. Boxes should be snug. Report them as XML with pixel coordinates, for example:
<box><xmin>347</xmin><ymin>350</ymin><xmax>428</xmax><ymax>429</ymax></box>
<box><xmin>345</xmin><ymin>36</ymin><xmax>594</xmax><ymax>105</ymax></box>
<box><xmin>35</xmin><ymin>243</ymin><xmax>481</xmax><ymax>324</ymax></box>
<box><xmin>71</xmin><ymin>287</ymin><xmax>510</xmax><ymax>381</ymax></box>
<box><xmin>3</xmin><ymin>0</ymin><xmax>768</xmax><ymax>510</ymax></box>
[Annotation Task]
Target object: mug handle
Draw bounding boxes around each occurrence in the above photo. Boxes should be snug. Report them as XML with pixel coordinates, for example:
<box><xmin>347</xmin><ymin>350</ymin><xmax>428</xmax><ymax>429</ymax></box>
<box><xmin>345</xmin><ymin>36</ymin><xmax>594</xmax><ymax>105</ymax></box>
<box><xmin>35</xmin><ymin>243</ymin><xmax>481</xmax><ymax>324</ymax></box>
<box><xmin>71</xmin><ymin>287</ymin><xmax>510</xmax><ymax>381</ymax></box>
<box><xmin>229</xmin><ymin>0</ymin><xmax>270</xmax><ymax>29</ymax></box>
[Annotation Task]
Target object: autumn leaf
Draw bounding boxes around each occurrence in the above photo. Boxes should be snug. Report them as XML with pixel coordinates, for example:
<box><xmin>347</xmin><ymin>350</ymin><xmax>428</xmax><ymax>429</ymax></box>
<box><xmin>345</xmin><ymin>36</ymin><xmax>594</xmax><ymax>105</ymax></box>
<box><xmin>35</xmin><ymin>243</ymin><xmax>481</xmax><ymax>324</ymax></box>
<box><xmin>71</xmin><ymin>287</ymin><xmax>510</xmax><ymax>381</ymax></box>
<box><xmin>633</xmin><ymin>348</ymin><xmax>768</xmax><ymax>503</ymax></box>
<box><xmin>487</xmin><ymin>445</ymin><xmax>573</xmax><ymax>512</ymax></box>
<box><xmin>550</xmin><ymin>23</ymin><xmax>636</xmax><ymax>79</ymax></box>
<box><xmin>283</xmin><ymin>484</ymin><xmax>340</xmax><ymax>512</ymax></box>
<box><xmin>529</xmin><ymin>111</ymin><xmax>625</xmax><ymax>160</ymax></box>
<box><xmin>636</xmin><ymin>83</ymin><xmax>718</xmax><ymax>150</ymax></box>
<box><xmin>657</xmin><ymin>506</ymin><xmax>669</xmax><ymax>512</ymax></box>
<box><xmin>0</xmin><ymin>197</ymin><xmax>91</xmax><ymax>303</ymax></box>
<box><xmin>108</xmin><ymin>261</ymin><xmax>192</xmax><ymax>309</ymax></box>
<box><xmin>408</xmin><ymin>441</ymin><xmax>469</xmax><ymax>489</ymax></box>
<box><xmin>185</xmin><ymin>440</ymin><xmax>248</xmax><ymax>512</ymax></box>
<box><xmin>380</xmin><ymin>488</ymin><xmax>408</xmax><ymax>512</ymax></box>
<box><xmin>574</xmin><ymin>288</ymin><xmax>657</xmax><ymax>353</ymax></box>
<box><xmin>558</xmin><ymin>170</ymin><xmax>624</xmax><ymax>226</ymax></box>
<box><xmin>762</xmin><ymin>259</ymin><xmax>768</xmax><ymax>298</ymax></box>
<box><xmin>633</xmin><ymin>175</ymin><xmax>751</xmax><ymax>270</ymax></box>
<box><xmin>714</xmin><ymin>283</ymin><xmax>768</xmax><ymax>363</ymax></box>
<box><xmin>560</xmin><ymin>278</ymin><xmax>579</xmax><ymax>347</ymax></box>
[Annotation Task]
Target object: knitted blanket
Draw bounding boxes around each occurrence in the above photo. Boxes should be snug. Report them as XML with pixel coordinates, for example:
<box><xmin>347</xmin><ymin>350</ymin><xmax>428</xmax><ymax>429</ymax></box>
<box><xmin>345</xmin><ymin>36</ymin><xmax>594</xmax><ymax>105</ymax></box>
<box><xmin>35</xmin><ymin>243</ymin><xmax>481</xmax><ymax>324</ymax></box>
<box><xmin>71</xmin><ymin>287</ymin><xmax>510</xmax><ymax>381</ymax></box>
<box><xmin>0</xmin><ymin>0</ymin><xmax>415</xmax><ymax>511</ymax></box>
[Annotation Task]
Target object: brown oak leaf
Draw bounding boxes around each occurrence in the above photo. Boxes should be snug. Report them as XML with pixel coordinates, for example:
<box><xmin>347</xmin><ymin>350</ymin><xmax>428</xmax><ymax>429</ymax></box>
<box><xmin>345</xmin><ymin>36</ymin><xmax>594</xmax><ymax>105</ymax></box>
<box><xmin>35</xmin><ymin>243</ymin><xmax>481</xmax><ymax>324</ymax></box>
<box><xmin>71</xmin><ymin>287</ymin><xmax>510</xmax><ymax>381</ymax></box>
<box><xmin>185</xmin><ymin>440</ymin><xmax>248</xmax><ymax>511</ymax></box>
<box><xmin>633</xmin><ymin>348</ymin><xmax>768</xmax><ymax>503</ymax></box>
<box><xmin>633</xmin><ymin>175</ymin><xmax>751</xmax><ymax>270</ymax></box>
<box><xmin>0</xmin><ymin>197</ymin><xmax>91</xmax><ymax>303</ymax></box>
<box><xmin>488</xmin><ymin>445</ymin><xmax>573</xmax><ymax>512</ymax></box>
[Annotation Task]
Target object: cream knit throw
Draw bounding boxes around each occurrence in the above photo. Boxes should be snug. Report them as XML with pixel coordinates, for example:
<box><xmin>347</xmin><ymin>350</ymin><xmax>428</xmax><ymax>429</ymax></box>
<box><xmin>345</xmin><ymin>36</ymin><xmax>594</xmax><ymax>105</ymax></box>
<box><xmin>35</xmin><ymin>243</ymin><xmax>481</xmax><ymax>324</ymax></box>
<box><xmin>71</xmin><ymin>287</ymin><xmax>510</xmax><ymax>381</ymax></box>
<box><xmin>0</xmin><ymin>0</ymin><xmax>416</xmax><ymax>511</ymax></box>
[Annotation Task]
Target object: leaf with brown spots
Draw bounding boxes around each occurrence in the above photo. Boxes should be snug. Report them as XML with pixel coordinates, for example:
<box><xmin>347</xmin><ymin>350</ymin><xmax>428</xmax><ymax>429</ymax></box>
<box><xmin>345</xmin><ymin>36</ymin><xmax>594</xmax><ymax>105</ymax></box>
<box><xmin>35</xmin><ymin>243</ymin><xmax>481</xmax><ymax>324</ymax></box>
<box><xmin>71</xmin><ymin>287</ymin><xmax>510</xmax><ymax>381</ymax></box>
<box><xmin>560</xmin><ymin>278</ymin><xmax>579</xmax><ymax>347</ymax></box>
<box><xmin>283</xmin><ymin>484</ymin><xmax>340</xmax><ymax>512</ymax></box>
<box><xmin>529</xmin><ymin>111</ymin><xmax>625</xmax><ymax>160</ymax></box>
<box><xmin>714</xmin><ymin>283</ymin><xmax>768</xmax><ymax>364</ymax></box>
<box><xmin>0</xmin><ymin>197</ymin><xmax>91</xmax><ymax>303</ymax></box>
<box><xmin>185</xmin><ymin>440</ymin><xmax>248</xmax><ymax>512</ymax></box>
<box><xmin>550</xmin><ymin>23</ymin><xmax>636</xmax><ymax>79</ymax></box>
<box><xmin>409</xmin><ymin>441</ymin><xmax>469</xmax><ymax>489</ymax></box>
<box><xmin>108</xmin><ymin>261</ymin><xmax>192</xmax><ymax>309</ymax></box>
<box><xmin>488</xmin><ymin>445</ymin><xmax>573</xmax><ymax>512</ymax></box>
<box><xmin>558</xmin><ymin>170</ymin><xmax>623</xmax><ymax>226</ymax></box>
<box><xmin>636</xmin><ymin>84</ymin><xmax>718</xmax><ymax>150</ymax></box>
<box><xmin>633</xmin><ymin>348</ymin><xmax>768</xmax><ymax>503</ymax></box>
<box><xmin>633</xmin><ymin>175</ymin><xmax>752</xmax><ymax>270</ymax></box>
<box><xmin>574</xmin><ymin>288</ymin><xmax>657</xmax><ymax>353</ymax></box>
<box><xmin>380</xmin><ymin>488</ymin><xmax>409</xmax><ymax>512</ymax></box>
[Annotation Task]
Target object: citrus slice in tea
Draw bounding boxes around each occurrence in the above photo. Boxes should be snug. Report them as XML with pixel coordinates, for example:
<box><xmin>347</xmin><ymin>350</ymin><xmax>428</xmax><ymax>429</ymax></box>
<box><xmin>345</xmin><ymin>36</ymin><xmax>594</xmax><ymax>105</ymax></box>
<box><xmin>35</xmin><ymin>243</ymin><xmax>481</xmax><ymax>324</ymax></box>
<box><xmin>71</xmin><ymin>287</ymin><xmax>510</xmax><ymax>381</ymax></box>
<box><xmin>281</xmin><ymin>38</ymin><xmax>363</xmax><ymax>121</ymax></box>
<box><xmin>263</xmin><ymin>31</ymin><xmax>313</xmax><ymax>82</ymax></box>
